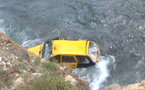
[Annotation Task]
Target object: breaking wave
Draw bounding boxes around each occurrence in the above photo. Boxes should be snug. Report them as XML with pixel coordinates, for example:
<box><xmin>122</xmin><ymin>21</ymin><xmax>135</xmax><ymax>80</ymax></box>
<box><xmin>22</xmin><ymin>39</ymin><xmax>44</xmax><ymax>48</ymax></box>
<box><xmin>74</xmin><ymin>55</ymin><xmax>116</xmax><ymax>90</ymax></box>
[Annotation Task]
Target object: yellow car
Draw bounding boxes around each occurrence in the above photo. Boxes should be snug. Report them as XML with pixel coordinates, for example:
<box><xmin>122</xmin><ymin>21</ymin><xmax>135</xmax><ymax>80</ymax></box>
<box><xmin>27</xmin><ymin>39</ymin><xmax>100</xmax><ymax>68</ymax></box>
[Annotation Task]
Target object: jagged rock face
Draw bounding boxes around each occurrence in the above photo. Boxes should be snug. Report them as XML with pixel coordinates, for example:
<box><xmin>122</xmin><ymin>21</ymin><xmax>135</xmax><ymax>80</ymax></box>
<box><xmin>0</xmin><ymin>32</ymin><xmax>30</xmax><ymax>71</ymax></box>
<box><xmin>0</xmin><ymin>32</ymin><xmax>29</xmax><ymax>59</ymax></box>
<box><xmin>12</xmin><ymin>49</ymin><xmax>30</xmax><ymax>61</ymax></box>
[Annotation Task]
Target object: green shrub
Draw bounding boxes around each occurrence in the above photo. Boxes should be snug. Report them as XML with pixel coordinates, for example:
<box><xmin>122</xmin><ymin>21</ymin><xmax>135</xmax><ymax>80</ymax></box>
<box><xmin>41</xmin><ymin>62</ymin><xmax>57</xmax><ymax>71</ymax></box>
<box><xmin>17</xmin><ymin>56</ymin><xmax>23</xmax><ymax>62</ymax></box>
<box><xmin>18</xmin><ymin>65</ymin><xmax>26</xmax><ymax>70</ymax></box>
<box><xmin>34</xmin><ymin>57</ymin><xmax>40</xmax><ymax>65</ymax></box>
<box><xmin>18</xmin><ymin>72</ymin><xmax>76</xmax><ymax>90</ymax></box>
<box><xmin>0</xmin><ymin>69</ymin><xmax>5</xmax><ymax>75</ymax></box>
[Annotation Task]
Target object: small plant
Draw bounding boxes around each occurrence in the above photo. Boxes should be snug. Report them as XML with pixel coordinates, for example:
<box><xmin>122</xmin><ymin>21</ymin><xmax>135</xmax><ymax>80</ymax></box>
<box><xmin>16</xmin><ymin>56</ymin><xmax>23</xmax><ymax>62</ymax></box>
<box><xmin>13</xmin><ymin>56</ymin><xmax>23</xmax><ymax>62</ymax></box>
<box><xmin>18</xmin><ymin>64</ymin><xmax>26</xmax><ymax>70</ymax></box>
<box><xmin>34</xmin><ymin>57</ymin><xmax>40</xmax><ymax>65</ymax></box>
<box><xmin>0</xmin><ymin>69</ymin><xmax>5</xmax><ymax>75</ymax></box>
<box><xmin>41</xmin><ymin>62</ymin><xmax>57</xmax><ymax>71</ymax></box>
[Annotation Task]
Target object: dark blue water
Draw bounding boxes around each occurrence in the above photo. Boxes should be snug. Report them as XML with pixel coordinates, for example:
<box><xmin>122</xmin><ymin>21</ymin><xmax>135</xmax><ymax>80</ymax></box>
<box><xmin>0</xmin><ymin>0</ymin><xmax>145</xmax><ymax>89</ymax></box>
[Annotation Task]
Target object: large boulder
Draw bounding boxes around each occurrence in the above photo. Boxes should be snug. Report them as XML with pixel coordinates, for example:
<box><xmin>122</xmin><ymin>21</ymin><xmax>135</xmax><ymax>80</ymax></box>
<box><xmin>12</xmin><ymin>49</ymin><xmax>30</xmax><ymax>61</ymax></box>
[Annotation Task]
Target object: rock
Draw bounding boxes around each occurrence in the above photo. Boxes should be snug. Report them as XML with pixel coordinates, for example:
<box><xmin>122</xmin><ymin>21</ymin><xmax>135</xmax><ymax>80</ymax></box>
<box><xmin>1</xmin><ymin>61</ymin><xmax>6</xmax><ymax>65</ymax></box>
<box><xmin>26</xmin><ymin>73</ymin><xmax>43</xmax><ymax>83</ymax></box>
<box><xmin>12</xmin><ymin>49</ymin><xmax>30</xmax><ymax>61</ymax></box>
<box><xmin>0</xmin><ymin>57</ymin><xmax>2</xmax><ymax>61</ymax></box>
<box><xmin>15</xmin><ymin>73</ymin><xmax>20</xmax><ymax>77</ymax></box>
<box><xmin>6</xmin><ymin>61</ymin><xmax>12</xmax><ymax>67</ymax></box>
<box><xmin>140</xmin><ymin>80</ymin><xmax>145</xmax><ymax>86</ymax></box>
<box><xmin>124</xmin><ymin>84</ymin><xmax>139</xmax><ymax>90</ymax></box>
<box><xmin>40</xmin><ymin>59</ymin><xmax>47</xmax><ymax>63</ymax></box>
<box><xmin>32</xmin><ymin>73</ymin><xmax>42</xmax><ymax>77</ymax></box>
<box><xmin>6</xmin><ymin>61</ymin><xmax>11</xmax><ymax>65</ymax></box>
<box><xmin>3</xmin><ymin>65</ymin><xmax>7</xmax><ymax>70</ymax></box>
<box><xmin>4</xmin><ymin>59</ymin><xmax>9</xmax><ymax>62</ymax></box>
<box><xmin>105</xmin><ymin>81</ymin><xmax>145</xmax><ymax>90</ymax></box>
<box><xmin>15</xmin><ymin>77</ymin><xmax>23</xmax><ymax>83</ymax></box>
<box><xmin>6</xmin><ymin>43</ymin><xmax>11</xmax><ymax>47</ymax></box>
<box><xmin>59</xmin><ymin>66</ymin><xmax>65</xmax><ymax>71</ymax></box>
<box><xmin>8</xmin><ymin>67</ymin><xmax>20</xmax><ymax>74</ymax></box>
<box><xmin>13</xmin><ymin>77</ymin><xmax>24</xmax><ymax>88</ymax></box>
<box><xmin>105</xmin><ymin>84</ymin><xmax>122</xmax><ymax>90</ymax></box>
<box><xmin>65</xmin><ymin>75</ymin><xmax>78</xmax><ymax>85</ymax></box>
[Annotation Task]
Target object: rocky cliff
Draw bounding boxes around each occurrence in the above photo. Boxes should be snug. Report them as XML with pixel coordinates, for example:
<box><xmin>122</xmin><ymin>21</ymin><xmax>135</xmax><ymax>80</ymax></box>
<box><xmin>0</xmin><ymin>32</ymin><xmax>90</xmax><ymax>90</ymax></box>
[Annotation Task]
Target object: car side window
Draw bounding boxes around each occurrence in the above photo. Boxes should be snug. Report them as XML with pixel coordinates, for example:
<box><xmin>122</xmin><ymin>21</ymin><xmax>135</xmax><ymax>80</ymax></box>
<box><xmin>76</xmin><ymin>56</ymin><xmax>90</xmax><ymax>64</ymax></box>
<box><xmin>62</xmin><ymin>56</ymin><xmax>76</xmax><ymax>63</ymax></box>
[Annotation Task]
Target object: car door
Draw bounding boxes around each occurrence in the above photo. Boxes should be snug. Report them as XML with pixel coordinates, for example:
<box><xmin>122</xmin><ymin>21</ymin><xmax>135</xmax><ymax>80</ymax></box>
<box><xmin>42</xmin><ymin>41</ymin><xmax>52</xmax><ymax>59</ymax></box>
<box><xmin>60</xmin><ymin>55</ymin><xmax>77</xmax><ymax>68</ymax></box>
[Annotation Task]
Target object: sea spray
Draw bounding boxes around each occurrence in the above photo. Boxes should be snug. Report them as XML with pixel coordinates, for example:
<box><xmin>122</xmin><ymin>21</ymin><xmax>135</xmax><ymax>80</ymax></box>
<box><xmin>22</xmin><ymin>39</ymin><xmax>44</xmax><ymax>48</ymax></box>
<box><xmin>74</xmin><ymin>55</ymin><xmax>116</xmax><ymax>90</ymax></box>
<box><xmin>0</xmin><ymin>19</ymin><xmax>5</xmax><ymax>33</ymax></box>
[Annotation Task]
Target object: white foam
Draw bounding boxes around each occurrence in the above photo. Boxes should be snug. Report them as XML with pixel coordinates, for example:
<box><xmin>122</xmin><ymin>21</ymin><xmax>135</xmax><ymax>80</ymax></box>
<box><xmin>74</xmin><ymin>55</ymin><xmax>116</xmax><ymax>90</ymax></box>
<box><xmin>0</xmin><ymin>19</ymin><xmax>6</xmax><ymax>33</ymax></box>
<box><xmin>22</xmin><ymin>39</ymin><xmax>44</xmax><ymax>48</ymax></box>
<box><xmin>90</xmin><ymin>57</ymin><xmax>109</xmax><ymax>90</ymax></box>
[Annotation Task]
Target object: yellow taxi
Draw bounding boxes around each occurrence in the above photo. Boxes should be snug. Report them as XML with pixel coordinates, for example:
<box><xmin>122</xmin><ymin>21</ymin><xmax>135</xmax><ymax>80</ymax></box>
<box><xmin>27</xmin><ymin>40</ymin><xmax>100</xmax><ymax>68</ymax></box>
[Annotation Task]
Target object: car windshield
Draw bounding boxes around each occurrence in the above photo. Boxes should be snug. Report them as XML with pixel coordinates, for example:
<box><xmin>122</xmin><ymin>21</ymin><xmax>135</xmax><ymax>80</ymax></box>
<box><xmin>88</xmin><ymin>42</ymin><xmax>99</xmax><ymax>58</ymax></box>
<box><xmin>42</xmin><ymin>42</ymin><xmax>52</xmax><ymax>59</ymax></box>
